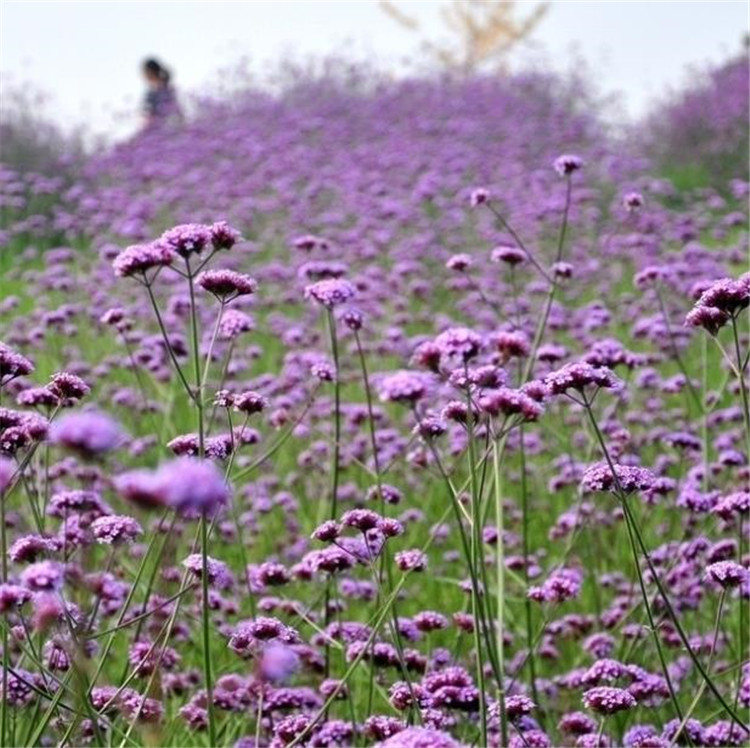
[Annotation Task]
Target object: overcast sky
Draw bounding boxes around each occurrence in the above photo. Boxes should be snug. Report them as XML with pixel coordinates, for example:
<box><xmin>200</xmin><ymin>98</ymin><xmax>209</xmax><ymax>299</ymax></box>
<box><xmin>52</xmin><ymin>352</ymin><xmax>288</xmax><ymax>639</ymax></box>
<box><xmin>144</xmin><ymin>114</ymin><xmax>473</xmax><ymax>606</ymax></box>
<box><xmin>1</xmin><ymin>1</ymin><xmax>748</xmax><ymax>138</ymax></box>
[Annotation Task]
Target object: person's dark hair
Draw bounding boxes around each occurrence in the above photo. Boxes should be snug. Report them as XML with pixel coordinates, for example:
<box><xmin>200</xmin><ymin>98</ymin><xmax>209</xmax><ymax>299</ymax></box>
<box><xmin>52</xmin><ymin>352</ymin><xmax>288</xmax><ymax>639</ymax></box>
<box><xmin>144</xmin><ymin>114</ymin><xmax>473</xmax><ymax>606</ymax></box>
<box><xmin>143</xmin><ymin>58</ymin><xmax>171</xmax><ymax>85</ymax></box>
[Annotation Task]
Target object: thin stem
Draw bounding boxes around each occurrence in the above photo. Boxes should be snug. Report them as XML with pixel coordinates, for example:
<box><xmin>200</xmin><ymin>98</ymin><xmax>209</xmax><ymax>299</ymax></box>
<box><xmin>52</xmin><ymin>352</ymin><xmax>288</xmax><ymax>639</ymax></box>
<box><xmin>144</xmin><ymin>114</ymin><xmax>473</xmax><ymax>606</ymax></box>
<box><xmin>583</xmin><ymin>394</ymin><xmax>747</xmax><ymax>732</ymax></box>
<box><xmin>492</xmin><ymin>439</ymin><xmax>509</xmax><ymax>747</ymax></box>
<box><xmin>201</xmin><ymin>301</ymin><xmax>226</xmax><ymax>390</ymax></box>
<box><xmin>518</xmin><ymin>428</ymin><xmax>540</xmax><ymax>711</ymax></box>
<box><xmin>200</xmin><ymin>515</ymin><xmax>216</xmax><ymax>746</ymax></box>
<box><xmin>144</xmin><ymin>281</ymin><xmax>195</xmax><ymax>402</ymax></box>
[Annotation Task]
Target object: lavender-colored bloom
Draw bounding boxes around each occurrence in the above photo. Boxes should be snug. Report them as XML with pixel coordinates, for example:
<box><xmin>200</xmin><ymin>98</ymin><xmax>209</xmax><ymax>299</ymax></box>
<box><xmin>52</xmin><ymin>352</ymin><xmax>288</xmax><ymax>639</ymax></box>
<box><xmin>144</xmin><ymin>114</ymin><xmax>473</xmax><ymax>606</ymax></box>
<box><xmin>582</xmin><ymin>462</ymin><xmax>656</xmax><ymax>494</ymax></box>
<box><xmin>157</xmin><ymin>457</ymin><xmax>231</xmax><ymax>515</ymax></box>
<box><xmin>48</xmin><ymin>371</ymin><xmax>90</xmax><ymax>401</ymax></box>
<box><xmin>197</xmin><ymin>269</ymin><xmax>257</xmax><ymax>299</ymax></box>
<box><xmin>90</xmin><ymin>515</ymin><xmax>143</xmax><ymax>545</ymax></box>
<box><xmin>491</xmin><ymin>245</ymin><xmax>527</xmax><ymax>265</ymax></box>
<box><xmin>623</xmin><ymin>725</ymin><xmax>665</xmax><ymax>747</ymax></box>
<box><xmin>17</xmin><ymin>387</ymin><xmax>59</xmax><ymax>408</ymax></box>
<box><xmin>209</xmin><ymin>220</ymin><xmax>241</xmax><ymax>250</ymax></box>
<box><xmin>379</xmin><ymin>371</ymin><xmax>430</xmax><ymax>403</ymax></box>
<box><xmin>49</xmin><ymin>411</ymin><xmax>124</xmax><ymax>456</ymax></box>
<box><xmin>258</xmin><ymin>643</ymin><xmax>300</xmax><ymax>683</ymax></box>
<box><xmin>554</xmin><ymin>154</ymin><xmax>584</xmax><ymax>176</ymax></box>
<box><xmin>446</xmin><ymin>254</ymin><xmax>472</xmax><ymax>271</ymax></box>
<box><xmin>182</xmin><ymin>553</ymin><xmax>233</xmax><ymax>589</ymax></box>
<box><xmin>161</xmin><ymin>223</ymin><xmax>212</xmax><ymax>257</ymax></box>
<box><xmin>304</xmin><ymin>278</ymin><xmax>356</xmax><ymax>307</ymax></box>
<box><xmin>685</xmin><ymin>275</ymin><xmax>750</xmax><ymax>334</ymax></box>
<box><xmin>378</xmin><ymin>726</ymin><xmax>462</xmax><ymax>748</ymax></box>
<box><xmin>0</xmin><ymin>583</ymin><xmax>32</xmax><ymax>612</ymax></box>
<box><xmin>234</xmin><ymin>391</ymin><xmax>268</xmax><ymax>415</ymax></box>
<box><xmin>528</xmin><ymin>567</ymin><xmax>582</xmax><ymax>604</ymax></box>
<box><xmin>434</xmin><ymin>327</ymin><xmax>483</xmax><ymax>361</ymax></box>
<box><xmin>395</xmin><ymin>549</ymin><xmax>428</xmax><ymax>572</ymax></box>
<box><xmin>113</xmin><ymin>241</ymin><xmax>175</xmax><ymax>277</ymax></box>
<box><xmin>0</xmin><ymin>342</ymin><xmax>34</xmax><ymax>385</ymax></box>
<box><xmin>582</xmin><ymin>686</ymin><xmax>637</xmax><ymax>714</ymax></box>
<box><xmin>21</xmin><ymin>560</ymin><xmax>64</xmax><ymax>592</ymax></box>
<box><xmin>9</xmin><ymin>533</ymin><xmax>60</xmax><ymax>562</ymax></box>
<box><xmin>623</xmin><ymin>192</ymin><xmax>644</xmax><ymax>211</ymax></box>
<box><xmin>705</xmin><ymin>560</ymin><xmax>748</xmax><ymax>588</ymax></box>
<box><xmin>546</xmin><ymin>362</ymin><xmax>621</xmax><ymax>396</ymax></box>
<box><xmin>218</xmin><ymin>309</ymin><xmax>254</xmax><ymax>339</ymax></box>
<box><xmin>113</xmin><ymin>469</ymin><xmax>167</xmax><ymax>509</ymax></box>
<box><xmin>713</xmin><ymin>491</ymin><xmax>750</xmax><ymax>520</ymax></box>
<box><xmin>469</xmin><ymin>188</ymin><xmax>490</xmax><ymax>207</ymax></box>
<box><xmin>0</xmin><ymin>457</ymin><xmax>13</xmax><ymax>493</ymax></box>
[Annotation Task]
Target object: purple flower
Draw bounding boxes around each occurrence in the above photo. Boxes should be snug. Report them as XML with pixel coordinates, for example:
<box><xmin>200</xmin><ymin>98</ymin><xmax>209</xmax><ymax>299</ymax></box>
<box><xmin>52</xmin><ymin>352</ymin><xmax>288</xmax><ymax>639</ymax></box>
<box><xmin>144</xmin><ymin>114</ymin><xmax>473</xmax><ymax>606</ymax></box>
<box><xmin>113</xmin><ymin>241</ymin><xmax>174</xmax><ymax>278</ymax></box>
<box><xmin>545</xmin><ymin>362</ymin><xmax>621</xmax><ymax>396</ymax></box>
<box><xmin>21</xmin><ymin>560</ymin><xmax>64</xmax><ymax>592</ymax></box>
<box><xmin>50</xmin><ymin>411</ymin><xmax>124</xmax><ymax>456</ymax></box>
<box><xmin>258</xmin><ymin>643</ymin><xmax>300</xmax><ymax>683</ymax></box>
<box><xmin>623</xmin><ymin>192</ymin><xmax>644</xmax><ymax>211</ymax></box>
<box><xmin>304</xmin><ymin>278</ymin><xmax>356</xmax><ymax>307</ymax></box>
<box><xmin>446</xmin><ymin>253</ymin><xmax>472</xmax><ymax>271</ymax></box>
<box><xmin>113</xmin><ymin>469</ymin><xmax>167</xmax><ymax>509</ymax></box>
<box><xmin>182</xmin><ymin>553</ymin><xmax>233</xmax><ymax>589</ymax></box>
<box><xmin>157</xmin><ymin>457</ymin><xmax>231</xmax><ymax>516</ymax></box>
<box><xmin>90</xmin><ymin>515</ymin><xmax>143</xmax><ymax>545</ymax></box>
<box><xmin>582</xmin><ymin>462</ymin><xmax>656</xmax><ymax>494</ymax></box>
<box><xmin>554</xmin><ymin>154</ymin><xmax>584</xmax><ymax>176</ymax></box>
<box><xmin>48</xmin><ymin>372</ymin><xmax>90</xmax><ymax>402</ymax></box>
<box><xmin>0</xmin><ymin>343</ymin><xmax>34</xmax><ymax>385</ymax></box>
<box><xmin>491</xmin><ymin>245</ymin><xmax>527</xmax><ymax>265</ymax></box>
<box><xmin>197</xmin><ymin>269</ymin><xmax>257</xmax><ymax>299</ymax></box>
<box><xmin>685</xmin><ymin>275</ymin><xmax>750</xmax><ymax>334</ymax></box>
<box><xmin>379</xmin><ymin>726</ymin><xmax>462</xmax><ymax>748</ymax></box>
<box><xmin>395</xmin><ymin>549</ymin><xmax>427</xmax><ymax>572</ymax></box>
<box><xmin>582</xmin><ymin>686</ymin><xmax>637</xmax><ymax>714</ymax></box>
<box><xmin>0</xmin><ymin>457</ymin><xmax>13</xmax><ymax>493</ymax></box>
<box><xmin>378</xmin><ymin>371</ymin><xmax>430</xmax><ymax>403</ymax></box>
<box><xmin>434</xmin><ymin>327</ymin><xmax>483</xmax><ymax>361</ymax></box>
<box><xmin>160</xmin><ymin>223</ymin><xmax>212</xmax><ymax>257</ymax></box>
<box><xmin>0</xmin><ymin>583</ymin><xmax>33</xmax><ymax>613</ymax></box>
<box><xmin>218</xmin><ymin>309</ymin><xmax>254</xmax><ymax>339</ymax></box>
<box><xmin>209</xmin><ymin>220</ymin><xmax>241</xmax><ymax>250</ymax></box>
<box><xmin>469</xmin><ymin>188</ymin><xmax>490</xmax><ymax>207</ymax></box>
<box><xmin>705</xmin><ymin>560</ymin><xmax>748</xmax><ymax>588</ymax></box>
<box><xmin>234</xmin><ymin>391</ymin><xmax>268</xmax><ymax>415</ymax></box>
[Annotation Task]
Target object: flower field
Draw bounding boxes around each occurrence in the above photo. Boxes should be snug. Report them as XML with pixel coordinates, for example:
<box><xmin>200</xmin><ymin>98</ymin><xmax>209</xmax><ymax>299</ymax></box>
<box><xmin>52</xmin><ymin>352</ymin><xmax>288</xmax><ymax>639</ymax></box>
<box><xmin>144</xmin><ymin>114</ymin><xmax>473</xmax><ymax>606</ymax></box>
<box><xmin>0</xmin><ymin>67</ymin><xmax>748</xmax><ymax>748</ymax></box>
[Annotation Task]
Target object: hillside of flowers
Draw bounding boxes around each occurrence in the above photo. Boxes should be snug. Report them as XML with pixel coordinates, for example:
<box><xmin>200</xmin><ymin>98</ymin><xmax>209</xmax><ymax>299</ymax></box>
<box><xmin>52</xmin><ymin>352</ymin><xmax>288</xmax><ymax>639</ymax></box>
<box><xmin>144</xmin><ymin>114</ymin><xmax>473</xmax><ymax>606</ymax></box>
<box><xmin>644</xmin><ymin>51</ymin><xmax>749</xmax><ymax>191</ymax></box>
<box><xmin>0</xmin><ymin>67</ymin><xmax>748</xmax><ymax>748</ymax></box>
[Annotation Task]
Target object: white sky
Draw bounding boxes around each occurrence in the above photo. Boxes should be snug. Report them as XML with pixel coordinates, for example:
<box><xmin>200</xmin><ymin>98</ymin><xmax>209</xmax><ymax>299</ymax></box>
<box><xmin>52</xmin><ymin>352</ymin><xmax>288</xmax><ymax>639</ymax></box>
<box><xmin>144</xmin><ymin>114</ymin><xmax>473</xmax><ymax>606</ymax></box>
<box><xmin>1</xmin><ymin>0</ymin><xmax>748</xmax><ymax>138</ymax></box>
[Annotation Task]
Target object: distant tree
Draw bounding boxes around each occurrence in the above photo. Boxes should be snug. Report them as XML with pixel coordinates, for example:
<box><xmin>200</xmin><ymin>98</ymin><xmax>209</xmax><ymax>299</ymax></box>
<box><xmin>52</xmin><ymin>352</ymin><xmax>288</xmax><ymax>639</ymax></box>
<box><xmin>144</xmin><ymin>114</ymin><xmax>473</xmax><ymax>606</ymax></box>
<box><xmin>379</xmin><ymin>0</ymin><xmax>549</xmax><ymax>73</ymax></box>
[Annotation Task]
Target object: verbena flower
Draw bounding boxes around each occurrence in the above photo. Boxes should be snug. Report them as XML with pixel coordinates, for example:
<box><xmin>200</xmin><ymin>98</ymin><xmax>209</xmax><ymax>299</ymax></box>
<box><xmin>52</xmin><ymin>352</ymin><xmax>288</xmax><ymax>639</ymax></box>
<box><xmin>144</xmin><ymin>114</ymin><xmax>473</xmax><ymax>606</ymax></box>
<box><xmin>304</xmin><ymin>278</ymin><xmax>356</xmax><ymax>307</ymax></box>
<box><xmin>582</xmin><ymin>462</ymin><xmax>656</xmax><ymax>494</ymax></box>
<box><xmin>160</xmin><ymin>223</ymin><xmax>212</xmax><ymax>257</ymax></box>
<box><xmin>554</xmin><ymin>154</ymin><xmax>584</xmax><ymax>176</ymax></box>
<box><xmin>91</xmin><ymin>515</ymin><xmax>143</xmax><ymax>545</ymax></box>
<box><xmin>49</xmin><ymin>411</ymin><xmax>124</xmax><ymax>456</ymax></box>
<box><xmin>197</xmin><ymin>269</ymin><xmax>257</xmax><ymax>300</ymax></box>
<box><xmin>113</xmin><ymin>241</ymin><xmax>174</xmax><ymax>278</ymax></box>
<box><xmin>582</xmin><ymin>686</ymin><xmax>637</xmax><ymax>714</ymax></box>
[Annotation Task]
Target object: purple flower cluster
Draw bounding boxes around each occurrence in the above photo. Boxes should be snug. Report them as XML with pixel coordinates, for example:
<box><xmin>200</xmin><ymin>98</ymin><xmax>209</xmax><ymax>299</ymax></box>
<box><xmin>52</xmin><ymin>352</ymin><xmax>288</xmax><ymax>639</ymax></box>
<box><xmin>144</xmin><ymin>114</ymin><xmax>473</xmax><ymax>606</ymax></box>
<box><xmin>1</xmin><ymin>59</ymin><xmax>749</xmax><ymax>748</ymax></box>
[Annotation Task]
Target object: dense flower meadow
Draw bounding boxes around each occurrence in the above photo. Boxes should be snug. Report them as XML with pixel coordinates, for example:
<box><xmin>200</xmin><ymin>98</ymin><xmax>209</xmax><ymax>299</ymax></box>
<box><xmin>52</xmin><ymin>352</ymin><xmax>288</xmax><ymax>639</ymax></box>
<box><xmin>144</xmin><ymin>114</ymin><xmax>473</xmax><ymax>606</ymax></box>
<box><xmin>0</xmin><ymin>69</ymin><xmax>749</xmax><ymax>748</ymax></box>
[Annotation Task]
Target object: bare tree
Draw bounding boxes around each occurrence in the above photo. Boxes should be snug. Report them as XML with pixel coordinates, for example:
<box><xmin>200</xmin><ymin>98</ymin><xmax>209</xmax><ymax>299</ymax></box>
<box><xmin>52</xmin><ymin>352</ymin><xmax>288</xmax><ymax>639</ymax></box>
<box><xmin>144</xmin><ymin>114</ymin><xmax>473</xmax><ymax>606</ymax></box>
<box><xmin>380</xmin><ymin>0</ymin><xmax>549</xmax><ymax>73</ymax></box>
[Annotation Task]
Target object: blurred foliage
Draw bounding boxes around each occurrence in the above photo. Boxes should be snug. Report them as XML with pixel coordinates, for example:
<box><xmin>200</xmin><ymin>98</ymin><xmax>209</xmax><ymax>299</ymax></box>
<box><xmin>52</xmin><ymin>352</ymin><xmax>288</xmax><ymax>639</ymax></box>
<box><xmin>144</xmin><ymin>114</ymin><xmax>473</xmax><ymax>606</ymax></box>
<box><xmin>0</xmin><ymin>78</ymin><xmax>86</xmax><ymax>177</ymax></box>
<box><xmin>643</xmin><ymin>44</ymin><xmax>749</xmax><ymax>191</ymax></box>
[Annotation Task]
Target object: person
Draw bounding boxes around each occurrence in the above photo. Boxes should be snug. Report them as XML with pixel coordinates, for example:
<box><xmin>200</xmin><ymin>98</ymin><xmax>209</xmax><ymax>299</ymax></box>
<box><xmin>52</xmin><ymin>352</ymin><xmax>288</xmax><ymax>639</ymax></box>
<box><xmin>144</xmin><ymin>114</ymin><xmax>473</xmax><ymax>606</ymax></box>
<box><xmin>141</xmin><ymin>58</ymin><xmax>180</xmax><ymax>126</ymax></box>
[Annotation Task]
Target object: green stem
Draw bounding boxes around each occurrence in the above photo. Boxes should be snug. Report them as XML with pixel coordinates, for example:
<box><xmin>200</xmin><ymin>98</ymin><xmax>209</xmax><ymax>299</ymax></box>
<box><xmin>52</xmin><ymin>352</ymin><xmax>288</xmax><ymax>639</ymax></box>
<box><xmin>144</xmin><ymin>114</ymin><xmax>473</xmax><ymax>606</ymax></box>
<box><xmin>583</xmin><ymin>395</ymin><xmax>747</xmax><ymax>732</ymax></box>
<box><xmin>492</xmin><ymin>439</ymin><xmax>509</xmax><ymax>748</ymax></box>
